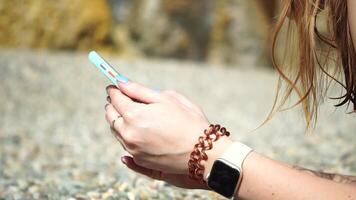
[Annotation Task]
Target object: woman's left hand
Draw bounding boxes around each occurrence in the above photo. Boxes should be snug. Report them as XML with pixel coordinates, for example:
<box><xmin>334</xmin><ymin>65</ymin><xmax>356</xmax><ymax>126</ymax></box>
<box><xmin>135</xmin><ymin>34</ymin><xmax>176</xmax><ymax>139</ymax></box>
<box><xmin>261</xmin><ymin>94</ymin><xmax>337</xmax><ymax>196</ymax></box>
<box><xmin>105</xmin><ymin>81</ymin><xmax>211</xmax><ymax>177</ymax></box>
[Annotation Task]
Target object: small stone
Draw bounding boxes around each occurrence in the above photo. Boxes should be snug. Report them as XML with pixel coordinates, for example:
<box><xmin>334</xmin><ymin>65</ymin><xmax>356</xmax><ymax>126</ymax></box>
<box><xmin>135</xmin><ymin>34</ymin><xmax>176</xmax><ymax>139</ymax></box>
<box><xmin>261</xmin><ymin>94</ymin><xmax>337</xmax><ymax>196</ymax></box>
<box><xmin>17</xmin><ymin>180</ymin><xmax>28</xmax><ymax>190</ymax></box>
<box><xmin>28</xmin><ymin>185</ymin><xmax>39</xmax><ymax>193</ymax></box>
<box><xmin>127</xmin><ymin>192</ymin><xmax>135</xmax><ymax>200</ymax></box>
<box><xmin>8</xmin><ymin>186</ymin><xmax>19</xmax><ymax>193</ymax></box>
<box><xmin>32</xmin><ymin>192</ymin><xmax>40</xmax><ymax>199</ymax></box>
<box><xmin>86</xmin><ymin>191</ymin><xmax>100</xmax><ymax>198</ymax></box>
<box><xmin>75</xmin><ymin>194</ymin><xmax>87</xmax><ymax>200</ymax></box>
<box><xmin>107</xmin><ymin>188</ymin><xmax>114</xmax><ymax>194</ymax></box>
<box><xmin>101</xmin><ymin>188</ymin><xmax>115</xmax><ymax>199</ymax></box>
<box><xmin>117</xmin><ymin>182</ymin><xmax>128</xmax><ymax>192</ymax></box>
<box><xmin>12</xmin><ymin>193</ymin><xmax>23</xmax><ymax>200</ymax></box>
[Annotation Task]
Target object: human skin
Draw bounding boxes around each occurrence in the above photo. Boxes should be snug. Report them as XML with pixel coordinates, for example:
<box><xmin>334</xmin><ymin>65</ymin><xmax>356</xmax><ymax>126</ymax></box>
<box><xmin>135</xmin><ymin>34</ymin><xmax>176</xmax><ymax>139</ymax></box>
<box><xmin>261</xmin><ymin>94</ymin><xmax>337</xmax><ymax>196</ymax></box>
<box><xmin>104</xmin><ymin>1</ymin><xmax>356</xmax><ymax>199</ymax></box>
<box><xmin>105</xmin><ymin>81</ymin><xmax>356</xmax><ymax>199</ymax></box>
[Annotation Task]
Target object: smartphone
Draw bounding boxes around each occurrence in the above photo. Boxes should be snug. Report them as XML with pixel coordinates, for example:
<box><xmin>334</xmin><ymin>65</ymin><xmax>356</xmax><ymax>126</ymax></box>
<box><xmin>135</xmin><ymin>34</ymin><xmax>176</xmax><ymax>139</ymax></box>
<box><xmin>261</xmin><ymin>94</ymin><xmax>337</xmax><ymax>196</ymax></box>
<box><xmin>88</xmin><ymin>51</ymin><xmax>128</xmax><ymax>85</ymax></box>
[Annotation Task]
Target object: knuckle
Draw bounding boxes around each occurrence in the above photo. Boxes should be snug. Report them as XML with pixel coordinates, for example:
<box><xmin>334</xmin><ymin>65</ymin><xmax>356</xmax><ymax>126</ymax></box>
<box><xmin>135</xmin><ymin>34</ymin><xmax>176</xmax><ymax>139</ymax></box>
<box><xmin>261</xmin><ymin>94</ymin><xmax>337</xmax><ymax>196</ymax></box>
<box><xmin>122</xmin><ymin>132</ymin><xmax>139</xmax><ymax>147</ymax></box>
<box><xmin>124</xmin><ymin>111</ymin><xmax>135</xmax><ymax>121</ymax></box>
<box><xmin>122</xmin><ymin>133</ymin><xmax>147</xmax><ymax>155</ymax></box>
<box><xmin>124</xmin><ymin>108</ymin><xmax>140</xmax><ymax>122</ymax></box>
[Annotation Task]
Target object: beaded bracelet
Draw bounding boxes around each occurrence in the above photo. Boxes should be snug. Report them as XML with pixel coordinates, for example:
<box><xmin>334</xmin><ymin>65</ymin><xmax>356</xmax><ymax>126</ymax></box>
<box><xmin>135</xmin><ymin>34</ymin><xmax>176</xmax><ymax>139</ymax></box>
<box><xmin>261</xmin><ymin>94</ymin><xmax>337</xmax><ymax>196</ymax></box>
<box><xmin>188</xmin><ymin>124</ymin><xmax>230</xmax><ymax>183</ymax></box>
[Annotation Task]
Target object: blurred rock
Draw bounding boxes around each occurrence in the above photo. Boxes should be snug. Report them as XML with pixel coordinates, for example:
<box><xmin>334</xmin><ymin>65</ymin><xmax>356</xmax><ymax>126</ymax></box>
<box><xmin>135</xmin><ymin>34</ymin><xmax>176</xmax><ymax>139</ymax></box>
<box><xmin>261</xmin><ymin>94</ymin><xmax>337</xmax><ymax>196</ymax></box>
<box><xmin>111</xmin><ymin>25</ymin><xmax>142</xmax><ymax>58</ymax></box>
<box><xmin>124</xmin><ymin>0</ymin><xmax>201</xmax><ymax>60</ymax></box>
<box><xmin>207</xmin><ymin>0</ymin><xmax>272</xmax><ymax>66</ymax></box>
<box><xmin>0</xmin><ymin>0</ymin><xmax>277</xmax><ymax>66</ymax></box>
<box><xmin>0</xmin><ymin>0</ymin><xmax>112</xmax><ymax>50</ymax></box>
<box><xmin>110</xmin><ymin>0</ymin><xmax>275</xmax><ymax>66</ymax></box>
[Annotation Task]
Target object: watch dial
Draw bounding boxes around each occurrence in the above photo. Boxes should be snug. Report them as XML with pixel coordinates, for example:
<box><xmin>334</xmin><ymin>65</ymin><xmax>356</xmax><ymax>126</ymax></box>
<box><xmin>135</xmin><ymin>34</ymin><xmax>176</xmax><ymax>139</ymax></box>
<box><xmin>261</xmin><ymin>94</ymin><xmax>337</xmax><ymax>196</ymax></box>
<box><xmin>207</xmin><ymin>160</ymin><xmax>240</xmax><ymax>198</ymax></box>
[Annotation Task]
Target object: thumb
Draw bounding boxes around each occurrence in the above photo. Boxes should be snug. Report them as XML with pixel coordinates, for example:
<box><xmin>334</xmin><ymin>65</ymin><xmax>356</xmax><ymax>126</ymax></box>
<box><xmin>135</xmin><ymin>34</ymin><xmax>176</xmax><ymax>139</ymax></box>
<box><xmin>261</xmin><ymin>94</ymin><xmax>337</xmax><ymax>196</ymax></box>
<box><xmin>121</xmin><ymin>156</ymin><xmax>209</xmax><ymax>189</ymax></box>
<box><xmin>121</xmin><ymin>156</ymin><xmax>164</xmax><ymax>180</ymax></box>
<box><xmin>117</xmin><ymin>81</ymin><xmax>161</xmax><ymax>104</ymax></box>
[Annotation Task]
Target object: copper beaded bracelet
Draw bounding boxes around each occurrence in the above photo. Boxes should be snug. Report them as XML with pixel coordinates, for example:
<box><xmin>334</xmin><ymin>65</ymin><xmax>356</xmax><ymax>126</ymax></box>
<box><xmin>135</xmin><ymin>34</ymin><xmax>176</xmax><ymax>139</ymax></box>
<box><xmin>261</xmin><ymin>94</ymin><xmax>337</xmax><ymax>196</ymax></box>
<box><xmin>188</xmin><ymin>124</ymin><xmax>230</xmax><ymax>183</ymax></box>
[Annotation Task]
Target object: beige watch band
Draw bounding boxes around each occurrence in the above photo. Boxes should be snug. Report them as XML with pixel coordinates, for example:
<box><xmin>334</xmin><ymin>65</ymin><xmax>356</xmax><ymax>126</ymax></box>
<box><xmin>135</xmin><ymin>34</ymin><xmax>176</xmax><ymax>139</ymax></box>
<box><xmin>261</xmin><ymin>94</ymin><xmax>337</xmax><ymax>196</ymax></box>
<box><xmin>205</xmin><ymin>142</ymin><xmax>253</xmax><ymax>181</ymax></box>
<box><xmin>221</xmin><ymin>142</ymin><xmax>253</xmax><ymax>168</ymax></box>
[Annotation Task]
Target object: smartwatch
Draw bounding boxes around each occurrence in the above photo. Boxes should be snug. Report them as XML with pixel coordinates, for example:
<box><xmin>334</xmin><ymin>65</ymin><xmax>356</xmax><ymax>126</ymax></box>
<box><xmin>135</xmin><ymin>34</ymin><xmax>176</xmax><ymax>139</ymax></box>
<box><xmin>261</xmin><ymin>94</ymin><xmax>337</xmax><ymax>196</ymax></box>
<box><xmin>205</xmin><ymin>142</ymin><xmax>252</xmax><ymax>199</ymax></box>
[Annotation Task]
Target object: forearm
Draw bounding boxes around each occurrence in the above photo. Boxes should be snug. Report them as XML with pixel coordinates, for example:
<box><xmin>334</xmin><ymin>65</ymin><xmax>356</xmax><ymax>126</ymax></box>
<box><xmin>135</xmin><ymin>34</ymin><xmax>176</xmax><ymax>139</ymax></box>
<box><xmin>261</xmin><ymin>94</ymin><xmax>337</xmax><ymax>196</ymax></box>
<box><xmin>292</xmin><ymin>166</ymin><xmax>356</xmax><ymax>185</ymax></box>
<box><xmin>236</xmin><ymin>152</ymin><xmax>356</xmax><ymax>200</ymax></box>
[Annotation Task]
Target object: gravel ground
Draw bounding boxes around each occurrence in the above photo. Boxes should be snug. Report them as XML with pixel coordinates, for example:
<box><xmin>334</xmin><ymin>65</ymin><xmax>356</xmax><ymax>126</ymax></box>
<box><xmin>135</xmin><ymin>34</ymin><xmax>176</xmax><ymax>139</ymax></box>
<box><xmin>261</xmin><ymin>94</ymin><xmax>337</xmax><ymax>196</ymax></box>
<box><xmin>0</xmin><ymin>49</ymin><xmax>355</xmax><ymax>199</ymax></box>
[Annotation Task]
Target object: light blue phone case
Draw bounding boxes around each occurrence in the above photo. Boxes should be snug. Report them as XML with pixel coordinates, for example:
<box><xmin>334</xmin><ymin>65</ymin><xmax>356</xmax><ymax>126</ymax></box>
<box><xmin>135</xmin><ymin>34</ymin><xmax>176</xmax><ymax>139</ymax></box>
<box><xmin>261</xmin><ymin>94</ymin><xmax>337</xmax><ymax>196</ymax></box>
<box><xmin>88</xmin><ymin>51</ymin><xmax>128</xmax><ymax>85</ymax></box>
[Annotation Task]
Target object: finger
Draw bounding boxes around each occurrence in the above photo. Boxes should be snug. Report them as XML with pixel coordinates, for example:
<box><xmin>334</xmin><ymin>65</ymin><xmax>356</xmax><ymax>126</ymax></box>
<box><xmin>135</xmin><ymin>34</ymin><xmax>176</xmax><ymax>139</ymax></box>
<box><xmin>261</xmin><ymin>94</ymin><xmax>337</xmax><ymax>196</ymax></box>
<box><xmin>117</xmin><ymin>81</ymin><xmax>161</xmax><ymax>104</ymax></box>
<box><xmin>162</xmin><ymin>90</ymin><xmax>205</xmax><ymax>117</ymax></box>
<box><xmin>121</xmin><ymin>156</ymin><xmax>164</xmax><ymax>180</ymax></box>
<box><xmin>105</xmin><ymin>105</ymin><xmax>129</xmax><ymax>151</ymax></box>
<box><xmin>110</xmin><ymin>127</ymin><xmax>127</xmax><ymax>151</ymax></box>
<box><xmin>105</xmin><ymin>104</ymin><xmax>125</xmax><ymax>133</ymax></box>
<box><xmin>106</xmin><ymin>85</ymin><xmax>134</xmax><ymax>116</ymax></box>
<box><xmin>105</xmin><ymin>104</ymin><xmax>140</xmax><ymax>153</ymax></box>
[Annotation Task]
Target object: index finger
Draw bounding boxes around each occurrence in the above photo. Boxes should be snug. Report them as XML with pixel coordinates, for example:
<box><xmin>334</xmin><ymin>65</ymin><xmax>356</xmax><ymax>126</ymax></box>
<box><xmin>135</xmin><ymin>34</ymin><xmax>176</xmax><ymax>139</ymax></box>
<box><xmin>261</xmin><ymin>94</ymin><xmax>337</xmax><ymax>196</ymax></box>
<box><xmin>106</xmin><ymin>85</ymin><xmax>133</xmax><ymax>116</ymax></box>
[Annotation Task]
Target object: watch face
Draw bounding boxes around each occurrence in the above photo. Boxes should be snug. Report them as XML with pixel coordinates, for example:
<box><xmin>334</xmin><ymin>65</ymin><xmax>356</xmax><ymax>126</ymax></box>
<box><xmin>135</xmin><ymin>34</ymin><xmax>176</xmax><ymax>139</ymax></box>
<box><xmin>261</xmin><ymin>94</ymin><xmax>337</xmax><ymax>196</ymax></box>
<box><xmin>207</xmin><ymin>159</ymin><xmax>240</xmax><ymax>198</ymax></box>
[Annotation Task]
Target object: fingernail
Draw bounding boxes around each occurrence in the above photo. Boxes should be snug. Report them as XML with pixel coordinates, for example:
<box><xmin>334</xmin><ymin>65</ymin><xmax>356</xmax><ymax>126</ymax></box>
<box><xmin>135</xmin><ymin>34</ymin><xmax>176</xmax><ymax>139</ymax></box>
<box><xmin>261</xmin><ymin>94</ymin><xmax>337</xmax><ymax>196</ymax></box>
<box><xmin>104</xmin><ymin>103</ymin><xmax>109</xmax><ymax>110</ymax></box>
<box><xmin>106</xmin><ymin>96</ymin><xmax>111</xmax><ymax>103</ymax></box>
<box><xmin>106</xmin><ymin>85</ymin><xmax>112</xmax><ymax>94</ymax></box>
<box><xmin>116</xmin><ymin>75</ymin><xmax>129</xmax><ymax>84</ymax></box>
<box><xmin>121</xmin><ymin>156</ymin><xmax>127</xmax><ymax>165</ymax></box>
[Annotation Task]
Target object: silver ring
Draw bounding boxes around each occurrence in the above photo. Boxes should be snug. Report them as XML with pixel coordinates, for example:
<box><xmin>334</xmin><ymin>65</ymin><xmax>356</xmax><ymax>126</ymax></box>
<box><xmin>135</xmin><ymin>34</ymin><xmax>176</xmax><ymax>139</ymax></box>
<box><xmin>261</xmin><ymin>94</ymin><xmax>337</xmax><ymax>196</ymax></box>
<box><xmin>111</xmin><ymin>115</ymin><xmax>122</xmax><ymax>128</ymax></box>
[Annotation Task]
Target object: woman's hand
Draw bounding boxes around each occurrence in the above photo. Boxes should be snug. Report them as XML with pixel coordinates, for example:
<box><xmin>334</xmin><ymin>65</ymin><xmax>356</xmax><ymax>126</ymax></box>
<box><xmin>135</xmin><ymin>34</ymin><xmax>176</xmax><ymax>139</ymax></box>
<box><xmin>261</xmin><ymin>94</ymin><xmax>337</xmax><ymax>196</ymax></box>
<box><xmin>105</xmin><ymin>81</ymin><xmax>217</xmax><ymax>189</ymax></box>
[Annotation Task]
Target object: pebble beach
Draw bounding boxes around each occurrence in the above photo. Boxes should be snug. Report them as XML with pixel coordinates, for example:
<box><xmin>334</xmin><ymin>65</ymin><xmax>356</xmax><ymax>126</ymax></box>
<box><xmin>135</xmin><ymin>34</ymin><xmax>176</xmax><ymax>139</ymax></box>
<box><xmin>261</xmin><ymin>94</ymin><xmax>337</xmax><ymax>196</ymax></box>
<box><xmin>0</xmin><ymin>49</ymin><xmax>355</xmax><ymax>199</ymax></box>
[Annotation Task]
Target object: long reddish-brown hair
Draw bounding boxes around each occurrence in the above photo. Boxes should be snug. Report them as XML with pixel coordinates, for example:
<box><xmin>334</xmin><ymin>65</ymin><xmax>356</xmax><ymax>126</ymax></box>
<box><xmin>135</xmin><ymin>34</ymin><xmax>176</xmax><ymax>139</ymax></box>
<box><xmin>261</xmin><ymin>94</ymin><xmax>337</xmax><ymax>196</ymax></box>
<box><xmin>270</xmin><ymin>0</ymin><xmax>355</xmax><ymax>130</ymax></box>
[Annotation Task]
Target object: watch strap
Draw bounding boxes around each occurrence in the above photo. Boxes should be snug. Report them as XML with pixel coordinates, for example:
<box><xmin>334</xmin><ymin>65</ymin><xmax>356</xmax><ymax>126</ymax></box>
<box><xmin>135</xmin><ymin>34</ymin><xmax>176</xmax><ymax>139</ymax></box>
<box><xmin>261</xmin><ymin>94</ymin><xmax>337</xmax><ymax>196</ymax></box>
<box><xmin>205</xmin><ymin>142</ymin><xmax>252</xmax><ymax>181</ymax></box>
<box><xmin>220</xmin><ymin>142</ymin><xmax>252</xmax><ymax>169</ymax></box>
<box><xmin>204</xmin><ymin>142</ymin><xmax>252</xmax><ymax>181</ymax></box>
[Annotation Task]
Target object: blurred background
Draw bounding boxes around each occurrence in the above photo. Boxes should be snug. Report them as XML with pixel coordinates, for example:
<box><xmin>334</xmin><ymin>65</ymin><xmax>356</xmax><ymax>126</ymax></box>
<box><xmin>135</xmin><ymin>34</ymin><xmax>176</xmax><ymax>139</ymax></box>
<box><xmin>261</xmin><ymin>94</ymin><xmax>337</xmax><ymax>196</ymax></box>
<box><xmin>0</xmin><ymin>0</ymin><xmax>278</xmax><ymax>67</ymax></box>
<box><xmin>0</xmin><ymin>1</ymin><xmax>355</xmax><ymax>200</ymax></box>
